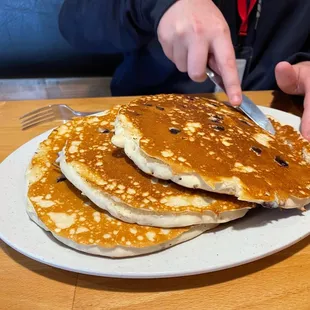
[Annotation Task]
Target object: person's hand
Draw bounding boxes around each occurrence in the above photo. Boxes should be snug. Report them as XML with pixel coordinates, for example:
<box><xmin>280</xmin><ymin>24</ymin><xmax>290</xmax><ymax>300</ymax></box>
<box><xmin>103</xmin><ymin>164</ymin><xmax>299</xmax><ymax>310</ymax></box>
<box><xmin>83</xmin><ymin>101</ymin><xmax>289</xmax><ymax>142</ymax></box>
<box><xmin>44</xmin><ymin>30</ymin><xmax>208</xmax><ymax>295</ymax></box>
<box><xmin>275</xmin><ymin>61</ymin><xmax>310</xmax><ymax>140</ymax></box>
<box><xmin>157</xmin><ymin>0</ymin><xmax>241</xmax><ymax>106</ymax></box>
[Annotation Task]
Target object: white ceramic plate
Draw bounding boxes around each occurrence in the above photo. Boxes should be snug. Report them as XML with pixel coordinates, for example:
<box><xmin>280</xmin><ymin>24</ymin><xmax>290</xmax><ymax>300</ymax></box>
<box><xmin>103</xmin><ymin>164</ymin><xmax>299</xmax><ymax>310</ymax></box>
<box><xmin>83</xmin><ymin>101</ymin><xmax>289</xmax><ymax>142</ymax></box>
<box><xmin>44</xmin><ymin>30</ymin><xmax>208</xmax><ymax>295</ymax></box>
<box><xmin>0</xmin><ymin>107</ymin><xmax>309</xmax><ymax>279</ymax></box>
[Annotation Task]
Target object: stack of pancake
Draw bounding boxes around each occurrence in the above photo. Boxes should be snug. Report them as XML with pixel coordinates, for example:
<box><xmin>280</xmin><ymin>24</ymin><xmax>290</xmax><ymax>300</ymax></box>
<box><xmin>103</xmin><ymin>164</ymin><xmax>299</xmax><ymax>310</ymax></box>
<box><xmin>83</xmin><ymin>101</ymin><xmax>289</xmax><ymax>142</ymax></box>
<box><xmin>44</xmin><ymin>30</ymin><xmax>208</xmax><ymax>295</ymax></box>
<box><xmin>26</xmin><ymin>95</ymin><xmax>310</xmax><ymax>257</ymax></box>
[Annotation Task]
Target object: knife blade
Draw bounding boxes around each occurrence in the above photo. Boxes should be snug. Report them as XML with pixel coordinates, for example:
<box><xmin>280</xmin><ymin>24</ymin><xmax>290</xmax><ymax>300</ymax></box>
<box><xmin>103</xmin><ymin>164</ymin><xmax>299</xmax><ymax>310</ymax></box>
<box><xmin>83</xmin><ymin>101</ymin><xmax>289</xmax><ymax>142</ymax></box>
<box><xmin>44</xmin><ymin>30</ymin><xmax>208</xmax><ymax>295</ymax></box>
<box><xmin>206</xmin><ymin>68</ymin><xmax>275</xmax><ymax>135</ymax></box>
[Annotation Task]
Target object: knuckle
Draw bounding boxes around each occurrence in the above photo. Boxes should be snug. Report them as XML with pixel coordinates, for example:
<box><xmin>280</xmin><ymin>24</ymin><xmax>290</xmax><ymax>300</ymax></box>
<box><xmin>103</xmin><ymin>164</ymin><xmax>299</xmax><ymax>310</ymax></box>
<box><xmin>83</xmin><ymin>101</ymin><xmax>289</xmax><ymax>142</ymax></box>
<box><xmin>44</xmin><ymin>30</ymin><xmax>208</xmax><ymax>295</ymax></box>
<box><xmin>214</xmin><ymin>21</ymin><xmax>230</xmax><ymax>36</ymax></box>
<box><xmin>175</xmin><ymin>24</ymin><xmax>187</xmax><ymax>40</ymax></box>
<box><xmin>176</xmin><ymin>64</ymin><xmax>187</xmax><ymax>73</ymax></box>
<box><xmin>190</xmin><ymin>70</ymin><xmax>206</xmax><ymax>81</ymax></box>
<box><xmin>158</xmin><ymin>32</ymin><xmax>170</xmax><ymax>46</ymax></box>
<box><xmin>175</xmin><ymin>58</ymin><xmax>187</xmax><ymax>72</ymax></box>
<box><xmin>191</xmin><ymin>19</ymin><xmax>205</xmax><ymax>37</ymax></box>
<box><xmin>223</xmin><ymin>57</ymin><xmax>237</xmax><ymax>70</ymax></box>
<box><xmin>225</xmin><ymin>84</ymin><xmax>240</xmax><ymax>92</ymax></box>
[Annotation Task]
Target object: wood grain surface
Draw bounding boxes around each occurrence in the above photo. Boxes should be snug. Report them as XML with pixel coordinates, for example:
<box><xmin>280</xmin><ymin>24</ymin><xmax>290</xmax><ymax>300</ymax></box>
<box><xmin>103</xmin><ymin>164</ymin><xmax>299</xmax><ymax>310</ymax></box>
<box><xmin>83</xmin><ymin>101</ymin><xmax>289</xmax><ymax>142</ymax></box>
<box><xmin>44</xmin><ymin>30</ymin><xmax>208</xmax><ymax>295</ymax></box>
<box><xmin>0</xmin><ymin>91</ymin><xmax>309</xmax><ymax>310</ymax></box>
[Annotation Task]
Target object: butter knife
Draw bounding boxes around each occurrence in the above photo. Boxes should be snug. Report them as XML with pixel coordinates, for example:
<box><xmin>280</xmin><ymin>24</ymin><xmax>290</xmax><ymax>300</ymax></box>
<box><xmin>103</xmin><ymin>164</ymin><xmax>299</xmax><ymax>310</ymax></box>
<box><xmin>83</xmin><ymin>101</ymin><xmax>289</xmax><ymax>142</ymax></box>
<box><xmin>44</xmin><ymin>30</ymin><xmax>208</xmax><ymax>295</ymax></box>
<box><xmin>206</xmin><ymin>68</ymin><xmax>275</xmax><ymax>135</ymax></box>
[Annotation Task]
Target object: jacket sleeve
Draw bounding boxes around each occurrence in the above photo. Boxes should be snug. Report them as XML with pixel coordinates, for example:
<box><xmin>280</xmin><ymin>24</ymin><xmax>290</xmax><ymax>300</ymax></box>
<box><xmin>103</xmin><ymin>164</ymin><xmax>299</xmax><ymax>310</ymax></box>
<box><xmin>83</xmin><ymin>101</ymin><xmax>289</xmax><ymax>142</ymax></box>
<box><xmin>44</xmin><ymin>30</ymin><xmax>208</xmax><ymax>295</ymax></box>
<box><xmin>286</xmin><ymin>52</ymin><xmax>310</xmax><ymax>65</ymax></box>
<box><xmin>59</xmin><ymin>0</ymin><xmax>176</xmax><ymax>54</ymax></box>
<box><xmin>286</xmin><ymin>36</ymin><xmax>310</xmax><ymax>64</ymax></box>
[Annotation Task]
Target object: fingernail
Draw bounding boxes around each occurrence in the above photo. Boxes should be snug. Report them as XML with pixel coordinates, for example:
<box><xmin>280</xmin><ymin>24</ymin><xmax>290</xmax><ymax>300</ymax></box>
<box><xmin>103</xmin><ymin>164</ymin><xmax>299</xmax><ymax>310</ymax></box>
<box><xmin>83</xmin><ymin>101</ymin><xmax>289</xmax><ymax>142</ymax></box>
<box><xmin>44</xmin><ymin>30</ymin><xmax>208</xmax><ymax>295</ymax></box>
<box><xmin>231</xmin><ymin>95</ymin><xmax>241</xmax><ymax>106</ymax></box>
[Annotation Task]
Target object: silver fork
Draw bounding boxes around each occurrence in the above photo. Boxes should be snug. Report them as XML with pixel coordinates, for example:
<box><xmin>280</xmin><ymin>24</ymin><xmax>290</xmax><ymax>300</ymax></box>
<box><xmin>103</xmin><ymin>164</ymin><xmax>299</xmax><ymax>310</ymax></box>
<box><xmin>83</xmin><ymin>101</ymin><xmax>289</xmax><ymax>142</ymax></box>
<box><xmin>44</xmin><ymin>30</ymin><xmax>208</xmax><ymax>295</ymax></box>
<box><xmin>20</xmin><ymin>104</ymin><xmax>100</xmax><ymax>130</ymax></box>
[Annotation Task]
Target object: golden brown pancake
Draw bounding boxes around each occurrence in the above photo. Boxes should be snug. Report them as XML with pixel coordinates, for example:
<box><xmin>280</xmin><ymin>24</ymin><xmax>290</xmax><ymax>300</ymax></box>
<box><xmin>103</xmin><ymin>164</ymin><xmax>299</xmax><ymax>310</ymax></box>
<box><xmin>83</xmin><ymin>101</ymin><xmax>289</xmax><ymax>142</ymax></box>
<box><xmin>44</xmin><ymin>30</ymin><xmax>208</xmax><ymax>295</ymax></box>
<box><xmin>60</xmin><ymin>109</ymin><xmax>253</xmax><ymax>228</ymax></box>
<box><xmin>113</xmin><ymin>94</ymin><xmax>310</xmax><ymax>209</ymax></box>
<box><xmin>26</xmin><ymin>116</ymin><xmax>217</xmax><ymax>258</ymax></box>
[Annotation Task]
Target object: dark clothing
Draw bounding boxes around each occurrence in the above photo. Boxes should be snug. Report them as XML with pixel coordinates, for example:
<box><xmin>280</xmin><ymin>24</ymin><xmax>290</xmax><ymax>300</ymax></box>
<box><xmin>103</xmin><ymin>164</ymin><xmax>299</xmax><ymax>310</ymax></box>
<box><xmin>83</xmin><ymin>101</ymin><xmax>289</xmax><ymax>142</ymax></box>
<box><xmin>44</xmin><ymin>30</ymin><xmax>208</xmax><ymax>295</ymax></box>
<box><xmin>59</xmin><ymin>0</ymin><xmax>310</xmax><ymax>96</ymax></box>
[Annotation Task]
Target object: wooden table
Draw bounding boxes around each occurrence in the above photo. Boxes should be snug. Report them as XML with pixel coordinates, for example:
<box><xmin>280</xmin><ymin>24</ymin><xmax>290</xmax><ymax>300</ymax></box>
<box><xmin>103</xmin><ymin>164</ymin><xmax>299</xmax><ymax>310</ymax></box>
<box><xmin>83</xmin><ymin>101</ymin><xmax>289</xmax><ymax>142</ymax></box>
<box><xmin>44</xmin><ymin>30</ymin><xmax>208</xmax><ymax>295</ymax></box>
<box><xmin>0</xmin><ymin>91</ymin><xmax>309</xmax><ymax>310</ymax></box>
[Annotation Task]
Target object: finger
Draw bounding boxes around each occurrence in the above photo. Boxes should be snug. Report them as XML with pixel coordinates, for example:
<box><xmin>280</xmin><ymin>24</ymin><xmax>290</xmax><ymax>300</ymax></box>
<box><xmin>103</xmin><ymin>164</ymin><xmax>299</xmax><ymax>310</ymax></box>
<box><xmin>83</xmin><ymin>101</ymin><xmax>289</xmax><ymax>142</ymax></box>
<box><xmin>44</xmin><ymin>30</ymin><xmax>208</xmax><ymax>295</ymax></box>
<box><xmin>301</xmin><ymin>86</ymin><xmax>310</xmax><ymax>140</ymax></box>
<box><xmin>208</xmin><ymin>54</ymin><xmax>221</xmax><ymax>75</ymax></box>
<box><xmin>275</xmin><ymin>61</ymin><xmax>304</xmax><ymax>95</ymax></box>
<box><xmin>160</xmin><ymin>41</ymin><xmax>174</xmax><ymax>62</ymax></box>
<box><xmin>212</xmin><ymin>36</ymin><xmax>241</xmax><ymax>106</ymax></box>
<box><xmin>172</xmin><ymin>41</ymin><xmax>188</xmax><ymax>72</ymax></box>
<box><xmin>187</xmin><ymin>39</ymin><xmax>208</xmax><ymax>82</ymax></box>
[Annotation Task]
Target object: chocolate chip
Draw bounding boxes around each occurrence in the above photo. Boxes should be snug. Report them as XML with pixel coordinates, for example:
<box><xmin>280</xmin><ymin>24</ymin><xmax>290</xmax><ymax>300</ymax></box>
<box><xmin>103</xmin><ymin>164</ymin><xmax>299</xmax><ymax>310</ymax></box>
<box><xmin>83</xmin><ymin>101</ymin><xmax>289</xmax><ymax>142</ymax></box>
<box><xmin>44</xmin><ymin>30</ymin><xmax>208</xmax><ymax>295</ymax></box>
<box><xmin>212</xmin><ymin>125</ymin><xmax>225</xmax><ymax>131</ymax></box>
<box><xmin>210</xmin><ymin>114</ymin><xmax>223</xmax><ymax>123</ymax></box>
<box><xmin>145</xmin><ymin>103</ymin><xmax>153</xmax><ymax>107</ymax></box>
<box><xmin>57</xmin><ymin>175</ymin><xmax>66</xmax><ymax>183</ymax></box>
<box><xmin>275</xmin><ymin>156</ymin><xmax>289</xmax><ymax>167</ymax></box>
<box><xmin>251</xmin><ymin>146</ymin><xmax>262</xmax><ymax>155</ymax></box>
<box><xmin>169</xmin><ymin>127</ymin><xmax>181</xmax><ymax>134</ymax></box>
<box><xmin>156</xmin><ymin>106</ymin><xmax>165</xmax><ymax>111</ymax></box>
<box><xmin>215</xmin><ymin>114</ymin><xmax>223</xmax><ymax>120</ymax></box>
<box><xmin>98</xmin><ymin>128</ymin><xmax>110</xmax><ymax>133</ymax></box>
<box><xmin>187</xmin><ymin>96</ymin><xmax>194</xmax><ymax>101</ymax></box>
<box><xmin>129</xmin><ymin>110</ymin><xmax>142</xmax><ymax>116</ymax></box>
<box><xmin>209</xmin><ymin>102</ymin><xmax>218</xmax><ymax>107</ymax></box>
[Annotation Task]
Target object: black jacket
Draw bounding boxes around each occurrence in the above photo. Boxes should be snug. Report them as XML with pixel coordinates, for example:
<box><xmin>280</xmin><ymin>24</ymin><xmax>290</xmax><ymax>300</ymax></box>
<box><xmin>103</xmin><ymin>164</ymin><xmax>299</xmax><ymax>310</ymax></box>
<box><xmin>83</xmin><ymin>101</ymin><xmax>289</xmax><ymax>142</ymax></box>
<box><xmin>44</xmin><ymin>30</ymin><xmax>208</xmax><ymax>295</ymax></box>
<box><xmin>59</xmin><ymin>0</ymin><xmax>310</xmax><ymax>96</ymax></box>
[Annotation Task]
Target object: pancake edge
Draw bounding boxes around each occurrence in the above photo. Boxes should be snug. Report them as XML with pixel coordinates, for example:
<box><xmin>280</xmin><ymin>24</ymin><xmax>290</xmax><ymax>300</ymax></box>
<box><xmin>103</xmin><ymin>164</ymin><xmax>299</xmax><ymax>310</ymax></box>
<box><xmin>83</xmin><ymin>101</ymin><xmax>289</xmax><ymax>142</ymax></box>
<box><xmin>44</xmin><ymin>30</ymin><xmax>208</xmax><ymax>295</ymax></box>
<box><xmin>26</xmin><ymin>193</ymin><xmax>217</xmax><ymax>258</ymax></box>
<box><xmin>112</xmin><ymin>114</ymin><xmax>310</xmax><ymax>210</ymax></box>
<box><xmin>59</xmin><ymin>152</ymin><xmax>250</xmax><ymax>227</ymax></box>
<box><xmin>26</xmin><ymin>163</ymin><xmax>218</xmax><ymax>257</ymax></box>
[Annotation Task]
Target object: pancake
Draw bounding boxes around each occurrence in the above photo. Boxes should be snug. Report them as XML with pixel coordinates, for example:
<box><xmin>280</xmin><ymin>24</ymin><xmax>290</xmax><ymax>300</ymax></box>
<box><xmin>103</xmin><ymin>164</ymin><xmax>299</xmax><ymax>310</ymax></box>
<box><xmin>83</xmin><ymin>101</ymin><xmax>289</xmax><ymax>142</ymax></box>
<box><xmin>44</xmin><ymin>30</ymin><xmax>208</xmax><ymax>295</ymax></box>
<box><xmin>112</xmin><ymin>94</ymin><xmax>310</xmax><ymax>210</ymax></box>
<box><xmin>26</xmin><ymin>117</ymin><xmax>217</xmax><ymax>258</ymax></box>
<box><xmin>59</xmin><ymin>109</ymin><xmax>253</xmax><ymax>228</ymax></box>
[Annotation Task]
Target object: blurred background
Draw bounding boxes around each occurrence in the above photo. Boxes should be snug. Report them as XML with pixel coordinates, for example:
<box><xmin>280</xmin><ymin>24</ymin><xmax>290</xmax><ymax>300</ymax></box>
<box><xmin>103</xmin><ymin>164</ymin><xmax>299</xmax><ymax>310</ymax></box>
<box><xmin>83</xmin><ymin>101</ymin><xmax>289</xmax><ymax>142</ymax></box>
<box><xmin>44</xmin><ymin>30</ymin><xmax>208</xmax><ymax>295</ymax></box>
<box><xmin>0</xmin><ymin>0</ymin><xmax>121</xmax><ymax>100</ymax></box>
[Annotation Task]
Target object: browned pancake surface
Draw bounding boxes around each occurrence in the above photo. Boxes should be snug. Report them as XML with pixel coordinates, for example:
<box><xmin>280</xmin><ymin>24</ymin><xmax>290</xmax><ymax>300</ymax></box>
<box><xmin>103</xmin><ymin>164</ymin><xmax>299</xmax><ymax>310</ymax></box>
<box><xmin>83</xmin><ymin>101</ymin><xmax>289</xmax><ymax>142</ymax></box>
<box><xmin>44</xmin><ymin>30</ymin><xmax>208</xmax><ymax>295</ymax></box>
<box><xmin>27</xmin><ymin>118</ymin><xmax>192</xmax><ymax>249</ymax></box>
<box><xmin>64</xmin><ymin>110</ymin><xmax>252</xmax><ymax>214</ymax></box>
<box><xmin>118</xmin><ymin>94</ymin><xmax>310</xmax><ymax>205</ymax></box>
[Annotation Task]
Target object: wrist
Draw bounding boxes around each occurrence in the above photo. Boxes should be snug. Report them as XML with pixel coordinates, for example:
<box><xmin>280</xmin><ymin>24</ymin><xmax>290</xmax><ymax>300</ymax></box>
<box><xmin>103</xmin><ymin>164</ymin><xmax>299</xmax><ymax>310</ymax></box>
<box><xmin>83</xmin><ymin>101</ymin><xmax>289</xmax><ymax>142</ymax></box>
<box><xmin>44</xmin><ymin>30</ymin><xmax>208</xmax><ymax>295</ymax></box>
<box><xmin>142</xmin><ymin>0</ymin><xmax>177</xmax><ymax>33</ymax></box>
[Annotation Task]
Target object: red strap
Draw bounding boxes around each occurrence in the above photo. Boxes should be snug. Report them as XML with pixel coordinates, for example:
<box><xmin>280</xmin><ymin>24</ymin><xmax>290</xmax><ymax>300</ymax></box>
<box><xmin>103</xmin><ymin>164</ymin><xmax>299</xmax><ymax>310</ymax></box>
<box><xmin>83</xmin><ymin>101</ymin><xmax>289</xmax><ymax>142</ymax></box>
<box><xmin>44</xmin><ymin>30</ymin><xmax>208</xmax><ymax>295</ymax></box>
<box><xmin>237</xmin><ymin>0</ymin><xmax>258</xmax><ymax>36</ymax></box>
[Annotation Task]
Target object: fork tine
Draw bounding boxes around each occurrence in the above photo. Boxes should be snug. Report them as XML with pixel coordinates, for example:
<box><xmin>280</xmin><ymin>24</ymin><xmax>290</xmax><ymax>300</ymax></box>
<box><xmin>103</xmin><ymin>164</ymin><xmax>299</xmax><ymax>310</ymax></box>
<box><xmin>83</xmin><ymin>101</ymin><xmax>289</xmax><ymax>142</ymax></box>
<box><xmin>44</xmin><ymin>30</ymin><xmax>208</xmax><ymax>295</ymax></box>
<box><xmin>21</xmin><ymin>112</ymin><xmax>55</xmax><ymax>127</ymax></box>
<box><xmin>19</xmin><ymin>105</ymin><xmax>53</xmax><ymax>120</ymax></box>
<box><xmin>21</xmin><ymin>115</ymin><xmax>56</xmax><ymax>130</ymax></box>
<box><xmin>20</xmin><ymin>110</ymin><xmax>55</xmax><ymax>126</ymax></box>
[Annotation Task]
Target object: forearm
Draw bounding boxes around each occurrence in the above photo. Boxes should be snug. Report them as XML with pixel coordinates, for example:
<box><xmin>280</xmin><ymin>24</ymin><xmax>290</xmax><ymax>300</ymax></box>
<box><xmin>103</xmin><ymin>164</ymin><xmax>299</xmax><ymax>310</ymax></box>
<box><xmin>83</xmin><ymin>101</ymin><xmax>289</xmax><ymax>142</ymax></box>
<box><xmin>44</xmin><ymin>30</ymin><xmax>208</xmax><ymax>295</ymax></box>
<box><xmin>59</xmin><ymin>0</ymin><xmax>176</xmax><ymax>54</ymax></box>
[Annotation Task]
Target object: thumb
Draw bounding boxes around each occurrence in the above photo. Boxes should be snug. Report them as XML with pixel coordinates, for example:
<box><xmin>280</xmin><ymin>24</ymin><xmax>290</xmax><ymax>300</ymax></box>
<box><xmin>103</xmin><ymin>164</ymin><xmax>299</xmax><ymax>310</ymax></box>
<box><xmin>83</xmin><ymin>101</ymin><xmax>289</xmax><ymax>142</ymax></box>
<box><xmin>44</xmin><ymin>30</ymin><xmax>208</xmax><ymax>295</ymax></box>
<box><xmin>301</xmin><ymin>89</ymin><xmax>310</xmax><ymax>140</ymax></box>
<box><xmin>275</xmin><ymin>61</ymin><xmax>304</xmax><ymax>95</ymax></box>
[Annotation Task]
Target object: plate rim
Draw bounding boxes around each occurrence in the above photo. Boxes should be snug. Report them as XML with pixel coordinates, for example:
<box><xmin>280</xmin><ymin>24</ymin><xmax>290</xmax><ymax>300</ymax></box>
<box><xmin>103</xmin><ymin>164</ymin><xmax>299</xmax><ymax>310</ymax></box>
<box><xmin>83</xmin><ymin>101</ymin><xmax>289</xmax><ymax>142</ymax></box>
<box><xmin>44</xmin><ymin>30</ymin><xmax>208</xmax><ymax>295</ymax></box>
<box><xmin>0</xmin><ymin>106</ymin><xmax>309</xmax><ymax>279</ymax></box>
